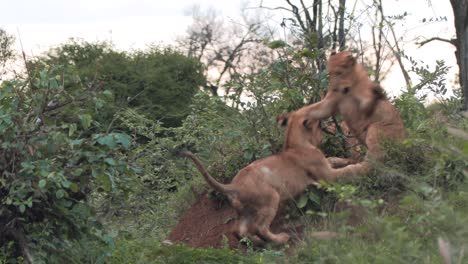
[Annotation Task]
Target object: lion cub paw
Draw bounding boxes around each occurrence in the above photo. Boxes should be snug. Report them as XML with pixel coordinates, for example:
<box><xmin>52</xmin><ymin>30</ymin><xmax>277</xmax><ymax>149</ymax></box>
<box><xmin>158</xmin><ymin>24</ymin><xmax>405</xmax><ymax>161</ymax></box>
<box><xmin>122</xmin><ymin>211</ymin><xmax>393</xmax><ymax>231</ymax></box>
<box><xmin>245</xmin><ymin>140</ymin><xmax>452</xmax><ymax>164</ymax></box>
<box><xmin>327</xmin><ymin>157</ymin><xmax>353</xmax><ymax>168</ymax></box>
<box><xmin>276</xmin><ymin>232</ymin><xmax>290</xmax><ymax>243</ymax></box>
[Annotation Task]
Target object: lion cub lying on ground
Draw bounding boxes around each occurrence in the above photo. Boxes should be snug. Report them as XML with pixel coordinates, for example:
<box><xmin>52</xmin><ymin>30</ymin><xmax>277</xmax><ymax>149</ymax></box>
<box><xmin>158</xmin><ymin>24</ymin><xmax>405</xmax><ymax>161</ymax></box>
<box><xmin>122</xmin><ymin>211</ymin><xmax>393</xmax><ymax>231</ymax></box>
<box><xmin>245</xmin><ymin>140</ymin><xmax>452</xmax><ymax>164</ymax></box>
<box><xmin>303</xmin><ymin>51</ymin><xmax>406</xmax><ymax>169</ymax></box>
<box><xmin>182</xmin><ymin>107</ymin><xmax>366</xmax><ymax>244</ymax></box>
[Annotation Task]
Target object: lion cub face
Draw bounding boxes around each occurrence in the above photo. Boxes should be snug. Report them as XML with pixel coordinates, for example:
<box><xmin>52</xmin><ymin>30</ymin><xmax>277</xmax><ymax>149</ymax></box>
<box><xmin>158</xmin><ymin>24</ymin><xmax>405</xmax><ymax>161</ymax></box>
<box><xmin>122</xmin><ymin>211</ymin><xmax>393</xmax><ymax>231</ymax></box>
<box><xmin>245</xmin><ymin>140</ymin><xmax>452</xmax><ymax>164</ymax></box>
<box><xmin>277</xmin><ymin>108</ymin><xmax>323</xmax><ymax>148</ymax></box>
<box><xmin>325</xmin><ymin>51</ymin><xmax>383</xmax><ymax>114</ymax></box>
<box><xmin>327</xmin><ymin>51</ymin><xmax>356</xmax><ymax>95</ymax></box>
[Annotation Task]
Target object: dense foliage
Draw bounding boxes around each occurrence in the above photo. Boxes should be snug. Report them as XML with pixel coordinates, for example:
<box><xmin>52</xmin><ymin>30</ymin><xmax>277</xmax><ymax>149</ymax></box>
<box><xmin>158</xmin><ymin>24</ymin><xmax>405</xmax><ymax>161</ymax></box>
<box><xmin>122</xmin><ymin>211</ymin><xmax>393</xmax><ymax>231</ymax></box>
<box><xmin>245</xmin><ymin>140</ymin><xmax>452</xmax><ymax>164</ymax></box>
<box><xmin>0</xmin><ymin>65</ymin><xmax>136</xmax><ymax>263</ymax></box>
<box><xmin>32</xmin><ymin>41</ymin><xmax>206</xmax><ymax>127</ymax></box>
<box><xmin>0</xmin><ymin>39</ymin><xmax>205</xmax><ymax>262</ymax></box>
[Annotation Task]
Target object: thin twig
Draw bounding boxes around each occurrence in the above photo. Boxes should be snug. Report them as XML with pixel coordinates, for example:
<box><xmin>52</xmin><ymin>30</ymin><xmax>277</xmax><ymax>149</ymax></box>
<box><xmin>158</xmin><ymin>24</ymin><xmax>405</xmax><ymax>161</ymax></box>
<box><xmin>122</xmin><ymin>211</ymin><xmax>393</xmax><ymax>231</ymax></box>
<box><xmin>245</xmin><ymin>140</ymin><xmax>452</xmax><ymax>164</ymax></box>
<box><xmin>16</xmin><ymin>28</ymin><xmax>34</xmax><ymax>90</ymax></box>
<box><xmin>417</xmin><ymin>37</ymin><xmax>456</xmax><ymax>47</ymax></box>
<box><xmin>7</xmin><ymin>228</ymin><xmax>34</xmax><ymax>264</ymax></box>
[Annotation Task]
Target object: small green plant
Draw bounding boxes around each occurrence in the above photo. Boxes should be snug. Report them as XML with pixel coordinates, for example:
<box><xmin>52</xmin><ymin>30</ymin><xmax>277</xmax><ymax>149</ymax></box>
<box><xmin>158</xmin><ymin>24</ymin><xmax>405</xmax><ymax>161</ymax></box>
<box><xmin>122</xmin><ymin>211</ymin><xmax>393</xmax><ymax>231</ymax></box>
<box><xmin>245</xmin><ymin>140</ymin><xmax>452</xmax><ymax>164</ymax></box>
<box><xmin>150</xmin><ymin>244</ymin><xmax>262</xmax><ymax>264</ymax></box>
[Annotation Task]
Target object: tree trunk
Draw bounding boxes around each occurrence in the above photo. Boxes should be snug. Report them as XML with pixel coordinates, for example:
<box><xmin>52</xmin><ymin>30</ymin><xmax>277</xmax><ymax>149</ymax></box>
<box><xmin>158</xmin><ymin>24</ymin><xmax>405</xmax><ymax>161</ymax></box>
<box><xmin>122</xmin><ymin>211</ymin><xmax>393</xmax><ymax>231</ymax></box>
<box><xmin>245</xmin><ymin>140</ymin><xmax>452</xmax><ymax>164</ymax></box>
<box><xmin>449</xmin><ymin>0</ymin><xmax>468</xmax><ymax>110</ymax></box>
<box><xmin>463</xmin><ymin>22</ymin><xmax>468</xmax><ymax>110</ymax></box>
<box><xmin>338</xmin><ymin>0</ymin><xmax>346</xmax><ymax>50</ymax></box>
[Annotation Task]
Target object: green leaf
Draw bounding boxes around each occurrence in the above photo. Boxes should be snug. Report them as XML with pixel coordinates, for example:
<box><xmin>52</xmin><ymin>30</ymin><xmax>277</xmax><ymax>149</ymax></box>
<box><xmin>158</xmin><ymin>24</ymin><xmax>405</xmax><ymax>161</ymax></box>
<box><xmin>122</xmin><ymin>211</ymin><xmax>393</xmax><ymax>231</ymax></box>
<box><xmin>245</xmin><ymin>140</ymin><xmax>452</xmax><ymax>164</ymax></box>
<box><xmin>70</xmin><ymin>183</ymin><xmax>79</xmax><ymax>193</ymax></box>
<box><xmin>297</xmin><ymin>194</ymin><xmax>308</xmax><ymax>209</ymax></box>
<box><xmin>243</xmin><ymin>151</ymin><xmax>253</xmax><ymax>161</ymax></box>
<box><xmin>19</xmin><ymin>204</ymin><xmax>26</xmax><ymax>213</ymax></box>
<box><xmin>306</xmin><ymin>210</ymin><xmax>315</xmax><ymax>215</ymax></box>
<box><xmin>308</xmin><ymin>192</ymin><xmax>321</xmax><ymax>206</ymax></box>
<box><xmin>39</xmin><ymin>179</ymin><xmax>47</xmax><ymax>189</ymax></box>
<box><xmin>61</xmin><ymin>180</ymin><xmax>72</xmax><ymax>188</ymax></box>
<box><xmin>49</xmin><ymin>78</ymin><xmax>59</xmax><ymax>90</ymax></box>
<box><xmin>103</xmin><ymin>234</ymin><xmax>115</xmax><ymax>248</ymax></box>
<box><xmin>296</xmin><ymin>48</ymin><xmax>315</xmax><ymax>58</ymax></box>
<box><xmin>56</xmin><ymin>189</ymin><xmax>65</xmax><ymax>199</ymax></box>
<box><xmin>79</xmin><ymin>114</ymin><xmax>92</xmax><ymax>129</ymax></box>
<box><xmin>71</xmin><ymin>203</ymin><xmax>91</xmax><ymax>218</ymax></box>
<box><xmin>68</xmin><ymin>123</ymin><xmax>77</xmax><ymax>137</ymax></box>
<box><xmin>70</xmin><ymin>139</ymin><xmax>83</xmax><ymax>146</ymax></box>
<box><xmin>262</xmin><ymin>143</ymin><xmax>271</xmax><ymax>150</ymax></box>
<box><xmin>72</xmin><ymin>168</ymin><xmax>84</xmax><ymax>176</ymax></box>
<box><xmin>62</xmin><ymin>200</ymin><xmax>73</xmax><ymax>208</ymax></box>
<box><xmin>113</xmin><ymin>133</ymin><xmax>132</xmax><ymax>149</ymax></box>
<box><xmin>97</xmin><ymin>174</ymin><xmax>112</xmax><ymax>192</ymax></box>
<box><xmin>26</xmin><ymin>198</ymin><xmax>33</xmax><ymax>208</ymax></box>
<box><xmin>463</xmin><ymin>141</ymin><xmax>468</xmax><ymax>155</ymax></box>
<box><xmin>102</xmin><ymin>90</ymin><xmax>113</xmax><ymax>97</ymax></box>
<box><xmin>0</xmin><ymin>85</ymin><xmax>13</xmax><ymax>100</ymax></box>
<box><xmin>268</xmin><ymin>40</ymin><xmax>287</xmax><ymax>49</ymax></box>
<box><xmin>96</xmin><ymin>135</ymin><xmax>118</xmax><ymax>149</ymax></box>
<box><xmin>104</xmin><ymin>158</ymin><xmax>116</xmax><ymax>166</ymax></box>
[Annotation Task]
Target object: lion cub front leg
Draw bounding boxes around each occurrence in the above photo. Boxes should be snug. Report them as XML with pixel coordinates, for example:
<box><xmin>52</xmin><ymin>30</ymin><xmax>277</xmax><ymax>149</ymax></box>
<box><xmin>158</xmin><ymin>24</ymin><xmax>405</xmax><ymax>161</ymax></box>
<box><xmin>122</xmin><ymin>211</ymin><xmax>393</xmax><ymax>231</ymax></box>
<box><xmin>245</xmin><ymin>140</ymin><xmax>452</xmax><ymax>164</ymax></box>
<box><xmin>327</xmin><ymin>157</ymin><xmax>352</xmax><ymax>167</ymax></box>
<box><xmin>327</xmin><ymin>157</ymin><xmax>354</xmax><ymax>168</ymax></box>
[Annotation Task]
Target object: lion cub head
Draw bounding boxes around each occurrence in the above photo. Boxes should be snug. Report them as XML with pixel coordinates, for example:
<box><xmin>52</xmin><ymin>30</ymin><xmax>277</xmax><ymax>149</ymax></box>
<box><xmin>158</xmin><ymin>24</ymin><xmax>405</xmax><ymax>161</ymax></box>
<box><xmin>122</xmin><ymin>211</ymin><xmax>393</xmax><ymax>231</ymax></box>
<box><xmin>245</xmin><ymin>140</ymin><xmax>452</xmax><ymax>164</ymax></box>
<box><xmin>325</xmin><ymin>51</ymin><xmax>385</xmax><ymax>114</ymax></box>
<box><xmin>277</xmin><ymin>107</ymin><xmax>323</xmax><ymax>149</ymax></box>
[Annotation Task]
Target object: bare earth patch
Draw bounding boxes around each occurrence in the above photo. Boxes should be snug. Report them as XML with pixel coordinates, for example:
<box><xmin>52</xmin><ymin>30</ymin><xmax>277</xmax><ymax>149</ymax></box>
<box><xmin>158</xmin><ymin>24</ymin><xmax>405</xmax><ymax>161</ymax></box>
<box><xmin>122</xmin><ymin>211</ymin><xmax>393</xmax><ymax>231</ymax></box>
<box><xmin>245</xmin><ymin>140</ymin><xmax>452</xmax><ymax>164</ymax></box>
<box><xmin>167</xmin><ymin>191</ymin><xmax>306</xmax><ymax>249</ymax></box>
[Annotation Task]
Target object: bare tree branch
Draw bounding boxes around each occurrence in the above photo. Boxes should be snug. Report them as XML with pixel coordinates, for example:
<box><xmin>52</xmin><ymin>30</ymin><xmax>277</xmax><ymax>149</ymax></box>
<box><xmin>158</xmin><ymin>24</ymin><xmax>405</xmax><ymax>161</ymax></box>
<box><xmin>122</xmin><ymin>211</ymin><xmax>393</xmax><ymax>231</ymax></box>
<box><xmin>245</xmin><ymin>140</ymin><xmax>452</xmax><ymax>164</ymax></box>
<box><xmin>376</xmin><ymin>0</ymin><xmax>412</xmax><ymax>89</ymax></box>
<box><xmin>417</xmin><ymin>37</ymin><xmax>457</xmax><ymax>47</ymax></box>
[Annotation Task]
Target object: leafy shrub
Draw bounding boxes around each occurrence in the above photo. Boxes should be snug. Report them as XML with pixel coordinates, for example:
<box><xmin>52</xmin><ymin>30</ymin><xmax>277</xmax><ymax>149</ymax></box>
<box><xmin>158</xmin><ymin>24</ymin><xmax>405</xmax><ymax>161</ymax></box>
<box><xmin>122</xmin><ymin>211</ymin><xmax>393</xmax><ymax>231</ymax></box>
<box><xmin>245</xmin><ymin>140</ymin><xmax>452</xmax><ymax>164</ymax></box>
<box><xmin>0</xmin><ymin>65</ymin><xmax>135</xmax><ymax>262</ymax></box>
<box><xmin>31</xmin><ymin>41</ymin><xmax>206</xmax><ymax>128</ymax></box>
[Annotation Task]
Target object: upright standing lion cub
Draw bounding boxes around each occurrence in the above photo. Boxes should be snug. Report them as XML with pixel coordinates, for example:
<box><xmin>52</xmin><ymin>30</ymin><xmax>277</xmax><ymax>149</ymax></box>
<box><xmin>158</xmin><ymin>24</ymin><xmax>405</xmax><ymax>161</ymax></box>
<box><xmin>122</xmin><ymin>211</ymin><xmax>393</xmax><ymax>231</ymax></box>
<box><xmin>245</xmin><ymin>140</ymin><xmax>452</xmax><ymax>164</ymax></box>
<box><xmin>182</xmin><ymin>107</ymin><xmax>365</xmax><ymax>244</ymax></box>
<box><xmin>303</xmin><ymin>51</ymin><xmax>406</xmax><ymax>167</ymax></box>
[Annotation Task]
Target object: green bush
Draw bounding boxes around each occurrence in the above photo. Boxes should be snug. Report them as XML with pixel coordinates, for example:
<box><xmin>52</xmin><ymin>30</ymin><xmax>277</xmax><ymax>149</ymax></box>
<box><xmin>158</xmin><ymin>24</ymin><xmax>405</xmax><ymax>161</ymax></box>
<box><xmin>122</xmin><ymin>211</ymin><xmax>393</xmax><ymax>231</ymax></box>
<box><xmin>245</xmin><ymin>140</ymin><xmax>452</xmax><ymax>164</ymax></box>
<box><xmin>31</xmin><ymin>41</ymin><xmax>206</xmax><ymax>128</ymax></box>
<box><xmin>0</xmin><ymin>65</ymin><xmax>136</xmax><ymax>262</ymax></box>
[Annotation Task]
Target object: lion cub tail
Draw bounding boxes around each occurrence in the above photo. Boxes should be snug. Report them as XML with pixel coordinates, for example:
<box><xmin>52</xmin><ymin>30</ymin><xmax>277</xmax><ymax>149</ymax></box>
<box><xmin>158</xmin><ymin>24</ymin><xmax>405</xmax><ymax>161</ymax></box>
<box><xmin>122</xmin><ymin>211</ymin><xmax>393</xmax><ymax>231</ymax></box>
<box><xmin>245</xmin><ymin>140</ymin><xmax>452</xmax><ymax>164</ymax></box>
<box><xmin>181</xmin><ymin>151</ymin><xmax>235</xmax><ymax>195</ymax></box>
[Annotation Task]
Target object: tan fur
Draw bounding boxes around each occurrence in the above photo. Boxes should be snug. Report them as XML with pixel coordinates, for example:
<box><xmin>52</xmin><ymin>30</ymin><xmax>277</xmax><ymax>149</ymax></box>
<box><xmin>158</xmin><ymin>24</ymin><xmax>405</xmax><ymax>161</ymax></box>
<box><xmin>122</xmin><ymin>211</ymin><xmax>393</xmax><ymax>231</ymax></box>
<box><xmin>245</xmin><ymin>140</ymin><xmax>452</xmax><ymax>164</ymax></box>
<box><xmin>182</xmin><ymin>107</ymin><xmax>365</xmax><ymax>244</ymax></box>
<box><xmin>303</xmin><ymin>51</ymin><xmax>405</xmax><ymax>165</ymax></box>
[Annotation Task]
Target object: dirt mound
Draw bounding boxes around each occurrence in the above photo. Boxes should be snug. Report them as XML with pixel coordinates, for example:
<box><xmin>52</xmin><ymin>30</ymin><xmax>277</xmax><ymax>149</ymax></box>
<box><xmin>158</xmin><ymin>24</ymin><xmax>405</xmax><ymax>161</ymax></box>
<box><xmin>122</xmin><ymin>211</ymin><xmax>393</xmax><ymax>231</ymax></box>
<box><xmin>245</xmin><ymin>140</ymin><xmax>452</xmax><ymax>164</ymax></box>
<box><xmin>167</xmin><ymin>192</ymin><xmax>304</xmax><ymax>249</ymax></box>
<box><xmin>167</xmin><ymin>192</ymin><xmax>238</xmax><ymax>248</ymax></box>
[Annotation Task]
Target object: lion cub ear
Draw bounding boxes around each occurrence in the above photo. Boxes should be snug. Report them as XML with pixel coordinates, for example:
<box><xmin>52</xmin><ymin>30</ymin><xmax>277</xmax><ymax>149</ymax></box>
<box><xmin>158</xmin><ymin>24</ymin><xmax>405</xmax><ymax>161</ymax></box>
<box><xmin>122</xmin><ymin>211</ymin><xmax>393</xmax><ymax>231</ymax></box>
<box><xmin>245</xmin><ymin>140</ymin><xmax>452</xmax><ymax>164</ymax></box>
<box><xmin>303</xmin><ymin>119</ymin><xmax>320</xmax><ymax>131</ymax></box>
<box><xmin>373</xmin><ymin>85</ymin><xmax>386</xmax><ymax>100</ymax></box>
<box><xmin>345</xmin><ymin>54</ymin><xmax>357</xmax><ymax>67</ymax></box>
<box><xmin>276</xmin><ymin>113</ymin><xmax>289</xmax><ymax>127</ymax></box>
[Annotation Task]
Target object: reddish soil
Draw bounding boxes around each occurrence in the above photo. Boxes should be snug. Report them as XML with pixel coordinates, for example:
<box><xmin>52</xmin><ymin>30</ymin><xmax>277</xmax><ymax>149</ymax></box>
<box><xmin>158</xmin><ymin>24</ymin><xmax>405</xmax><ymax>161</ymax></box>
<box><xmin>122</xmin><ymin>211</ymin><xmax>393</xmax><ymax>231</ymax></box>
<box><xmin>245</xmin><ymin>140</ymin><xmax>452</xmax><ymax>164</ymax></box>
<box><xmin>167</xmin><ymin>191</ymin><xmax>304</xmax><ymax>249</ymax></box>
<box><xmin>167</xmin><ymin>188</ymin><xmax>367</xmax><ymax>249</ymax></box>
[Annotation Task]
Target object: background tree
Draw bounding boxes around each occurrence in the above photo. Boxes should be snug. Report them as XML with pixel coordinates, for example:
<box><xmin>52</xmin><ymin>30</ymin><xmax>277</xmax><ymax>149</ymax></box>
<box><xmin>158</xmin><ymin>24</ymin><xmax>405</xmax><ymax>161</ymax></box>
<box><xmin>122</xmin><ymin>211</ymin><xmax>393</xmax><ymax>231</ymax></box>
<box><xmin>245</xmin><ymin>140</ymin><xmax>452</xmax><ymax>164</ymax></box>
<box><xmin>0</xmin><ymin>28</ymin><xmax>15</xmax><ymax>78</ymax></box>
<box><xmin>177</xmin><ymin>5</ymin><xmax>274</xmax><ymax>96</ymax></box>
<box><xmin>449</xmin><ymin>0</ymin><xmax>468</xmax><ymax>110</ymax></box>
<box><xmin>415</xmin><ymin>0</ymin><xmax>467</xmax><ymax>108</ymax></box>
<box><xmin>32</xmin><ymin>41</ymin><xmax>206</xmax><ymax>127</ymax></box>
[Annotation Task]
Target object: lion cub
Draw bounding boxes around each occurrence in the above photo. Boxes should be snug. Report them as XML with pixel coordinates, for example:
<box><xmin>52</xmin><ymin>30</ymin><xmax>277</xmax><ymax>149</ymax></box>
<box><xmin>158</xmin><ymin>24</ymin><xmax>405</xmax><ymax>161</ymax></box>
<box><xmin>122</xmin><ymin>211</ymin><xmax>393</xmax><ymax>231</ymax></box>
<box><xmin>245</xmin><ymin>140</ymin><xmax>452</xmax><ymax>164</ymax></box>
<box><xmin>303</xmin><ymin>51</ymin><xmax>406</xmax><ymax>167</ymax></box>
<box><xmin>182</xmin><ymin>107</ymin><xmax>365</xmax><ymax>244</ymax></box>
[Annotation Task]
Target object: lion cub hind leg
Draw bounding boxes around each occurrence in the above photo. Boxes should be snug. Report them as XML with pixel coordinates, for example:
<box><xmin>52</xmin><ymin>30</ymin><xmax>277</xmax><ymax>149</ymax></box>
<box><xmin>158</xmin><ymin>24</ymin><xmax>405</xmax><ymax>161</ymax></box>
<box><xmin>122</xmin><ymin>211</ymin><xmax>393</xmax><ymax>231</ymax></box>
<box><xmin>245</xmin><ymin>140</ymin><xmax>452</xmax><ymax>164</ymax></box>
<box><xmin>237</xmin><ymin>218</ymin><xmax>249</xmax><ymax>238</ymax></box>
<box><xmin>254</xmin><ymin>192</ymin><xmax>290</xmax><ymax>244</ymax></box>
<box><xmin>255</xmin><ymin>208</ymin><xmax>290</xmax><ymax>244</ymax></box>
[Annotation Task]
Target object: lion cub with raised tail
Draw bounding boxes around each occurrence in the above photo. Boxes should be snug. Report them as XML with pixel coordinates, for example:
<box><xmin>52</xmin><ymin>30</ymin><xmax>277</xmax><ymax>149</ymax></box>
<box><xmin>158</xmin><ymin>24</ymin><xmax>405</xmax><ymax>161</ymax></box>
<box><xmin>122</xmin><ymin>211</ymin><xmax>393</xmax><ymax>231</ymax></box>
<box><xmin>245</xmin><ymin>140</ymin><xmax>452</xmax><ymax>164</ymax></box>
<box><xmin>182</xmin><ymin>107</ymin><xmax>365</xmax><ymax>244</ymax></box>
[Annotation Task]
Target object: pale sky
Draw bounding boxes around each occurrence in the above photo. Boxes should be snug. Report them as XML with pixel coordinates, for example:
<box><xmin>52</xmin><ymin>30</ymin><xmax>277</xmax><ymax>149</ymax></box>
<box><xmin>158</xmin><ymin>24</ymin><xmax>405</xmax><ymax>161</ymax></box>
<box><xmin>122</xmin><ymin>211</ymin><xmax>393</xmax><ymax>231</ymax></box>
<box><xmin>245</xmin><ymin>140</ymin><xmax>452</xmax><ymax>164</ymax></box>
<box><xmin>0</xmin><ymin>0</ymin><xmax>459</xmax><ymax>98</ymax></box>
<box><xmin>1</xmin><ymin>0</ymin><xmax>251</xmax><ymax>53</ymax></box>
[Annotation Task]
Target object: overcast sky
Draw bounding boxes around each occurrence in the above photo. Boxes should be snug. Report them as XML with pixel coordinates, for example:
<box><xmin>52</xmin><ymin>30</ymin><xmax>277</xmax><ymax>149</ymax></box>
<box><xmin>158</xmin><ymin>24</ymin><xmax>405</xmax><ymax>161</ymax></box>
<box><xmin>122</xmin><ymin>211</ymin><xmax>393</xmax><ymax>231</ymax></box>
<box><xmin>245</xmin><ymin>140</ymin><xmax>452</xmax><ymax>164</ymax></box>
<box><xmin>0</xmin><ymin>0</ymin><xmax>459</xmax><ymax>97</ymax></box>
<box><xmin>2</xmin><ymin>0</ymin><xmax>253</xmax><ymax>53</ymax></box>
